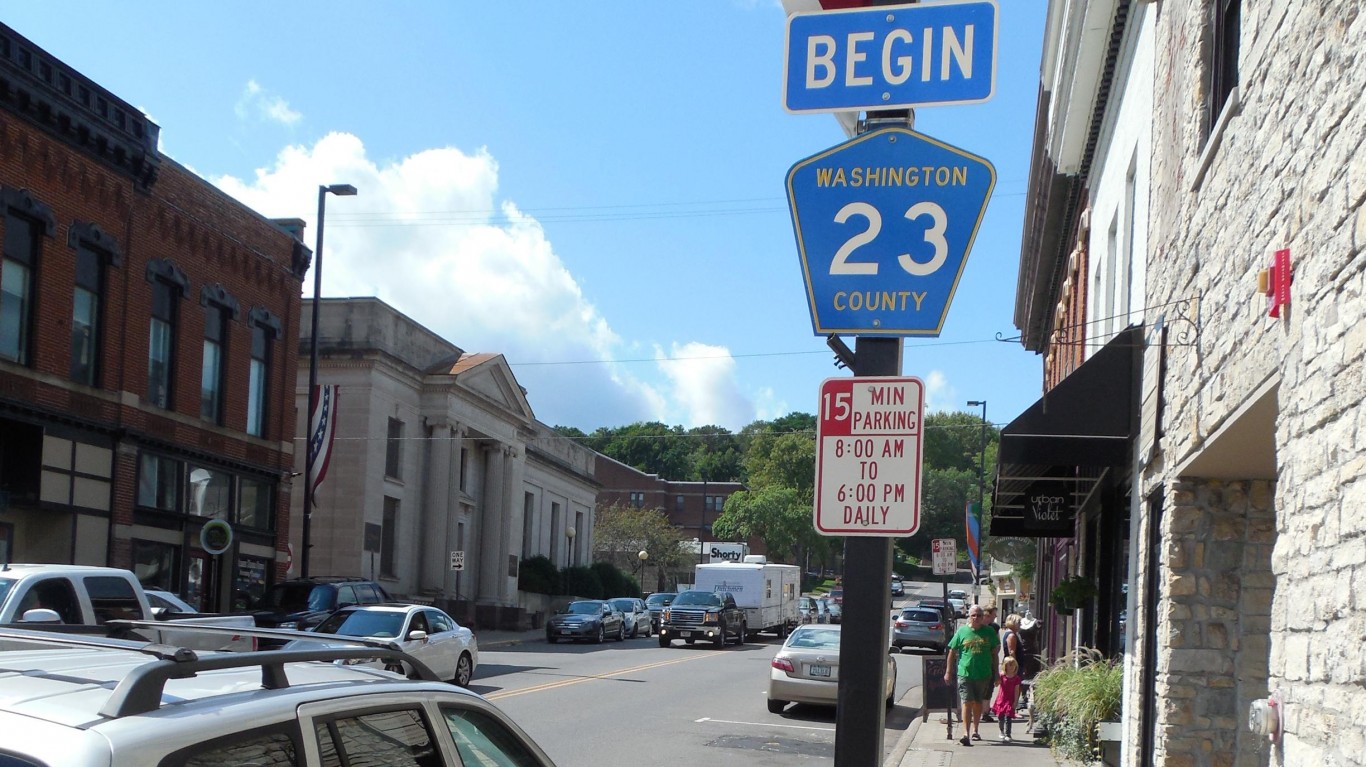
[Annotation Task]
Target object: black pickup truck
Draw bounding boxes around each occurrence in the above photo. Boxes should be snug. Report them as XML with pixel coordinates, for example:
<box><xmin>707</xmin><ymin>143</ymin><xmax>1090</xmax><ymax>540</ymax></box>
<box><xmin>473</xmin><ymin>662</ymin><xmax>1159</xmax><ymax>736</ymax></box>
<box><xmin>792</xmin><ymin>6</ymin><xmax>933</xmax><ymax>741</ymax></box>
<box><xmin>657</xmin><ymin>590</ymin><xmax>746</xmax><ymax>648</ymax></box>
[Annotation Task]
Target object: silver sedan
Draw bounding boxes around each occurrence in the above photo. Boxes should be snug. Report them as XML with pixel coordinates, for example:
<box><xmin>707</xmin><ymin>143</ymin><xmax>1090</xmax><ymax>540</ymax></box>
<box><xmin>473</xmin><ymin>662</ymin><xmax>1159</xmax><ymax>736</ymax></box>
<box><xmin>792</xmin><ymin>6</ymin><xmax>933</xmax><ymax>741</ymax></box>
<box><xmin>284</xmin><ymin>604</ymin><xmax>478</xmax><ymax>687</ymax></box>
<box><xmin>610</xmin><ymin>597</ymin><xmax>652</xmax><ymax>638</ymax></box>
<box><xmin>767</xmin><ymin>624</ymin><xmax>896</xmax><ymax>713</ymax></box>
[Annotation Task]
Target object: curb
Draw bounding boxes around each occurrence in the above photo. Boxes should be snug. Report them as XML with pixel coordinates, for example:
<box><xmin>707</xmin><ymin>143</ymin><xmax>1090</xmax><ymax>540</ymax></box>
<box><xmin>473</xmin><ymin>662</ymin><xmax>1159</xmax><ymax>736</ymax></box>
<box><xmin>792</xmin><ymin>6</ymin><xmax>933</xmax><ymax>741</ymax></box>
<box><xmin>884</xmin><ymin>685</ymin><xmax>926</xmax><ymax>767</ymax></box>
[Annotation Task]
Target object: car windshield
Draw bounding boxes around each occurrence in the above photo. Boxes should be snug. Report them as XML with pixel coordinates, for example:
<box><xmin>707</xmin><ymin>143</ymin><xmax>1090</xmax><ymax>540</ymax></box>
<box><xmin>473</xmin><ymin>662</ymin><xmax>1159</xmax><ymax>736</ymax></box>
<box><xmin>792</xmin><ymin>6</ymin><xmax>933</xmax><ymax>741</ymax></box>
<box><xmin>566</xmin><ymin>601</ymin><xmax>602</xmax><ymax>615</ymax></box>
<box><xmin>904</xmin><ymin>609</ymin><xmax>940</xmax><ymax>623</ymax></box>
<box><xmin>610</xmin><ymin>599</ymin><xmax>634</xmax><ymax>612</ymax></box>
<box><xmin>672</xmin><ymin>591</ymin><xmax>721</xmax><ymax>607</ymax></box>
<box><xmin>787</xmin><ymin>628</ymin><xmax>841</xmax><ymax>650</ymax></box>
<box><xmin>645</xmin><ymin>593</ymin><xmax>675</xmax><ymax>606</ymax></box>
<box><xmin>0</xmin><ymin>578</ymin><xmax>15</xmax><ymax>608</ymax></box>
<box><xmin>255</xmin><ymin>583</ymin><xmax>331</xmax><ymax>612</ymax></box>
<box><xmin>315</xmin><ymin>610</ymin><xmax>405</xmax><ymax>638</ymax></box>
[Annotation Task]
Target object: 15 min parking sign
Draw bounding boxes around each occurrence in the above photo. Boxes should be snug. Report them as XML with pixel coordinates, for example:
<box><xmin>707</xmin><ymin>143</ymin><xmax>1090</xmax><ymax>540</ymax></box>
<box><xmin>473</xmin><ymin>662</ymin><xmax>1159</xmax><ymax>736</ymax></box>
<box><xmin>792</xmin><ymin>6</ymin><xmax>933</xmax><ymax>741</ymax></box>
<box><xmin>814</xmin><ymin>376</ymin><xmax>925</xmax><ymax>536</ymax></box>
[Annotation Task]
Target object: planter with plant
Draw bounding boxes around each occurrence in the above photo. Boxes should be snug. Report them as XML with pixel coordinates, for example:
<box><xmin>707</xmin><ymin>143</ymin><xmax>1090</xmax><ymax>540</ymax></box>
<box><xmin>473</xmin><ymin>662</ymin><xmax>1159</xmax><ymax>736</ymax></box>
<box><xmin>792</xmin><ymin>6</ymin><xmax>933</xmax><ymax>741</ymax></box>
<box><xmin>1050</xmin><ymin>575</ymin><xmax>1098</xmax><ymax>613</ymax></box>
<box><xmin>1031</xmin><ymin>648</ymin><xmax>1123</xmax><ymax>765</ymax></box>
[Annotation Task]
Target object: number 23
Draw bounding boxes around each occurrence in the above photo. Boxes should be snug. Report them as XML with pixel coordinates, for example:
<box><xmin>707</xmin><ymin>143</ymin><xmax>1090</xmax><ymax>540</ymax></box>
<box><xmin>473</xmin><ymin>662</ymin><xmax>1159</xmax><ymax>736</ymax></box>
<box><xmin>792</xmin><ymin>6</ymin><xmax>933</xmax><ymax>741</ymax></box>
<box><xmin>829</xmin><ymin>201</ymin><xmax>948</xmax><ymax>277</ymax></box>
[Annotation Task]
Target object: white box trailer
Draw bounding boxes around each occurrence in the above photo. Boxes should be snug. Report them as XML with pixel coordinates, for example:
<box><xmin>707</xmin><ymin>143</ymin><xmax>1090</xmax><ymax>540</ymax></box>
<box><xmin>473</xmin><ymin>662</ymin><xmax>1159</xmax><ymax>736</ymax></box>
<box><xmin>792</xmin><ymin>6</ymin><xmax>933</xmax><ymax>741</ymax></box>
<box><xmin>693</xmin><ymin>556</ymin><xmax>801</xmax><ymax>638</ymax></box>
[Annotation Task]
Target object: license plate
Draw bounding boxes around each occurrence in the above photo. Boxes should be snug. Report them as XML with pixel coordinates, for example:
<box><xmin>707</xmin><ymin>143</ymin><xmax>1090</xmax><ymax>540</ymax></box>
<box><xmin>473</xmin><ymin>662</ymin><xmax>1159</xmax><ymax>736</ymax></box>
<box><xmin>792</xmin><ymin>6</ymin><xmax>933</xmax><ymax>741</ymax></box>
<box><xmin>561</xmin><ymin>630</ymin><xmax>572</xmax><ymax>635</ymax></box>
<box><xmin>809</xmin><ymin>664</ymin><xmax>831</xmax><ymax>677</ymax></box>
<box><xmin>679</xmin><ymin>631</ymin><xmax>692</xmax><ymax>638</ymax></box>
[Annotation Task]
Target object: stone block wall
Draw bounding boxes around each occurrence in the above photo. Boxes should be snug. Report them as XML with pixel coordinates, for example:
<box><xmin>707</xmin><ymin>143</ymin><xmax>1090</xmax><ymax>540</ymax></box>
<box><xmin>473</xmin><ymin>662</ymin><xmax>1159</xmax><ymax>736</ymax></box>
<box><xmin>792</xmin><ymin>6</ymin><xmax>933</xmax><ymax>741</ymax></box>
<box><xmin>1144</xmin><ymin>1</ymin><xmax>1366</xmax><ymax>765</ymax></box>
<box><xmin>1153</xmin><ymin>480</ymin><xmax>1272</xmax><ymax>767</ymax></box>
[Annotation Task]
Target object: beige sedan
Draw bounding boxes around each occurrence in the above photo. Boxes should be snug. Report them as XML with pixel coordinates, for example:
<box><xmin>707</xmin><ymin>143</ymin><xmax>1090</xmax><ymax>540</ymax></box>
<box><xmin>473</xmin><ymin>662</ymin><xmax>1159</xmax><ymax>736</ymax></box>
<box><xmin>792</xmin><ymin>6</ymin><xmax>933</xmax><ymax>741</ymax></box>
<box><xmin>767</xmin><ymin>624</ymin><xmax>896</xmax><ymax>713</ymax></box>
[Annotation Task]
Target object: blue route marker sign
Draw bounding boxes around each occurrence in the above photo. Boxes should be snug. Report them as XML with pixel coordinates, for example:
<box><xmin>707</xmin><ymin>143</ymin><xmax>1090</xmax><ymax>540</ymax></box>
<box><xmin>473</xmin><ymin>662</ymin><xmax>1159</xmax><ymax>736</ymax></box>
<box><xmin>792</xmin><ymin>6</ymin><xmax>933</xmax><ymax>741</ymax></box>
<box><xmin>784</xmin><ymin>0</ymin><xmax>998</xmax><ymax>113</ymax></box>
<box><xmin>787</xmin><ymin>127</ymin><xmax>995</xmax><ymax>337</ymax></box>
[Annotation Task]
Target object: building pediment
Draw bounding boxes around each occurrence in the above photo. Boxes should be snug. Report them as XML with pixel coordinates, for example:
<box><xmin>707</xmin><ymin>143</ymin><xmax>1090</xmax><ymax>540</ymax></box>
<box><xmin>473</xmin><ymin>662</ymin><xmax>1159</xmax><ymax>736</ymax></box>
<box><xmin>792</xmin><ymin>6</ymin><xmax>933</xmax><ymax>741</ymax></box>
<box><xmin>436</xmin><ymin>353</ymin><xmax>534</xmax><ymax>422</ymax></box>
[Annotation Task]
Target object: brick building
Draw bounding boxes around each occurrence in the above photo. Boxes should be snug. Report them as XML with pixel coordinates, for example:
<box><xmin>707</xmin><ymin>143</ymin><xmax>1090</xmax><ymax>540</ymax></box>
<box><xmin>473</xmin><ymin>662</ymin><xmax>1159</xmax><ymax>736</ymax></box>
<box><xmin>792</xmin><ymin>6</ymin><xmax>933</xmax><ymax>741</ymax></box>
<box><xmin>595</xmin><ymin>454</ymin><xmax>756</xmax><ymax>584</ymax></box>
<box><xmin>0</xmin><ymin>24</ymin><xmax>305</xmax><ymax>612</ymax></box>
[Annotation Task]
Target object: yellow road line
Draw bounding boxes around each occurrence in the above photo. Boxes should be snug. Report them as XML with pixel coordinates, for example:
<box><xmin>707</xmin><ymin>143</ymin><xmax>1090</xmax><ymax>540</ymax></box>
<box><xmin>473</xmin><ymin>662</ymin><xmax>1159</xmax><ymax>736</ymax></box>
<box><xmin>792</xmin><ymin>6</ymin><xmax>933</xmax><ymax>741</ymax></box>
<box><xmin>486</xmin><ymin>653</ymin><xmax>718</xmax><ymax>700</ymax></box>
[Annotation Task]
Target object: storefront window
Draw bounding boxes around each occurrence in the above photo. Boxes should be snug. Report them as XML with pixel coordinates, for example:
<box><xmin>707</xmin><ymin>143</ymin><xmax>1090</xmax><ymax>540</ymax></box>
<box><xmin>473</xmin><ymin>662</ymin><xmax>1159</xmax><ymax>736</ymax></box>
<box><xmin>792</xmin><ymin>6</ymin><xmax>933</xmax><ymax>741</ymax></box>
<box><xmin>237</xmin><ymin>477</ymin><xmax>273</xmax><ymax>530</ymax></box>
<box><xmin>133</xmin><ymin>539</ymin><xmax>179</xmax><ymax>592</ymax></box>
<box><xmin>137</xmin><ymin>453</ymin><xmax>180</xmax><ymax>511</ymax></box>
<box><xmin>188</xmin><ymin>466</ymin><xmax>230</xmax><ymax>518</ymax></box>
<box><xmin>235</xmin><ymin>557</ymin><xmax>269</xmax><ymax>611</ymax></box>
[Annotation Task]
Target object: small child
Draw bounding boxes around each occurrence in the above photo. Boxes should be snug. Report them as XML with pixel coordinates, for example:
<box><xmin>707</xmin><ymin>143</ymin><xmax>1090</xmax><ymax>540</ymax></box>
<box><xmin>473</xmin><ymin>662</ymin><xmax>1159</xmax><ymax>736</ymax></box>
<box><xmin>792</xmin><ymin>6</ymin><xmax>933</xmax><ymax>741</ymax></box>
<box><xmin>992</xmin><ymin>657</ymin><xmax>1023</xmax><ymax>742</ymax></box>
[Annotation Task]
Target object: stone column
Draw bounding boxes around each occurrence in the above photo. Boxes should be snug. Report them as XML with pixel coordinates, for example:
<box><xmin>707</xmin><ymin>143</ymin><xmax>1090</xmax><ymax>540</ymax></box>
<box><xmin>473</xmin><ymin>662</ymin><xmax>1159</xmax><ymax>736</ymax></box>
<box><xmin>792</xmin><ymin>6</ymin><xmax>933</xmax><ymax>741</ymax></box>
<box><xmin>477</xmin><ymin>442</ymin><xmax>506</xmax><ymax>602</ymax></box>
<box><xmin>503</xmin><ymin>444</ymin><xmax>526</xmax><ymax>602</ymax></box>
<box><xmin>421</xmin><ymin>421</ymin><xmax>453</xmax><ymax>593</ymax></box>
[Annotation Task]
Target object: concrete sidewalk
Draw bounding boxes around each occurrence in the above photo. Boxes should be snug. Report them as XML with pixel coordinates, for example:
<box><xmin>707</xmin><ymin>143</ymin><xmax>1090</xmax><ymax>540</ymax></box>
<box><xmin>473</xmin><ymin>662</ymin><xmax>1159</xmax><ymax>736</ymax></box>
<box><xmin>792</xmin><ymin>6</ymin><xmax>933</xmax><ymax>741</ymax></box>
<box><xmin>886</xmin><ymin>694</ymin><xmax>1067</xmax><ymax>767</ymax></box>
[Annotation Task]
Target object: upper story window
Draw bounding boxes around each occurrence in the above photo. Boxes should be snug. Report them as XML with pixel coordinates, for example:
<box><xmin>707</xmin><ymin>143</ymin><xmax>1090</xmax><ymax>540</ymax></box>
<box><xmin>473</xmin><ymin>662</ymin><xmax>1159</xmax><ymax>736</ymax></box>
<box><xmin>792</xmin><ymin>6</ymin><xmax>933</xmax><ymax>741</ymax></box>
<box><xmin>200</xmin><ymin>304</ymin><xmax>228</xmax><ymax>423</ymax></box>
<box><xmin>385</xmin><ymin>417</ymin><xmax>404</xmax><ymax>479</ymax></box>
<box><xmin>199</xmin><ymin>285</ymin><xmax>240</xmax><ymax>425</ymax></box>
<box><xmin>67</xmin><ymin>223</ymin><xmax>120</xmax><ymax>387</ymax></box>
<box><xmin>145</xmin><ymin>259</ymin><xmax>189</xmax><ymax>410</ymax></box>
<box><xmin>1</xmin><ymin>189</ymin><xmax>55</xmax><ymax>366</ymax></box>
<box><xmin>1208</xmin><ymin>0</ymin><xmax>1240</xmax><ymax>134</ymax></box>
<box><xmin>629</xmin><ymin>492</ymin><xmax>645</xmax><ymax>508</ymax></box>
<box><xmin>246</xmin><ymin>307</ymin><xmax>281</xmax><ymax>438</ymax></box>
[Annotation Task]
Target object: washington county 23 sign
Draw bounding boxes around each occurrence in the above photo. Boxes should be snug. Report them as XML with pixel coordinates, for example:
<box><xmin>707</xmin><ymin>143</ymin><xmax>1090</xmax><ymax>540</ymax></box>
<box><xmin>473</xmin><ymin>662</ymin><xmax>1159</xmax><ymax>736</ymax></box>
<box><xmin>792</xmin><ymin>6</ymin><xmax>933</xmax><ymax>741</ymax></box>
<box><xmin>787</xmin><ymin>127</ymin><xmax>994</xmax><ymax>336</ymax></box>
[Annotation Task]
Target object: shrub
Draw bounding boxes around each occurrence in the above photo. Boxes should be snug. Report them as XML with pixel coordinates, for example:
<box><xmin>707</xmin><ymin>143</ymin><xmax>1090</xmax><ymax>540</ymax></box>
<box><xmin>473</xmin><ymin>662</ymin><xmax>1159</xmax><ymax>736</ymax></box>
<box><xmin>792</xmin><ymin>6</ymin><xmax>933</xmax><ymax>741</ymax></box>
<box><xmin>1031</xmin><ymin>648</ymin><xmax>1122</xmax><ymax>765</ymax></box>
<box><xmin>561</xmin><ymin>565</ymin><xmax>604</xmax><ymax>599</ymax></box>
<box><xmin>590</xmin><ymin>561</ymin><xmax>640</xmax><ymax>598</ymax></box>
<box><xmin>518</xmin><ymin>556</ymin><xmax>559</xmax><ymax>596</ymax></box>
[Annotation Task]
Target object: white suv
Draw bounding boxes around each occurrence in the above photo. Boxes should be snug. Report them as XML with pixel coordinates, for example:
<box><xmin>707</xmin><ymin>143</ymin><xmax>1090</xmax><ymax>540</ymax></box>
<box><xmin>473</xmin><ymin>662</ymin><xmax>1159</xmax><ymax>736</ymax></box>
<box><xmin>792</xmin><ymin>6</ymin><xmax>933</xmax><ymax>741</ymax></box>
<box><xmin>0</xmin><ymin>627</ymin><xmax>557</xmax><ymax>767</ymax></box>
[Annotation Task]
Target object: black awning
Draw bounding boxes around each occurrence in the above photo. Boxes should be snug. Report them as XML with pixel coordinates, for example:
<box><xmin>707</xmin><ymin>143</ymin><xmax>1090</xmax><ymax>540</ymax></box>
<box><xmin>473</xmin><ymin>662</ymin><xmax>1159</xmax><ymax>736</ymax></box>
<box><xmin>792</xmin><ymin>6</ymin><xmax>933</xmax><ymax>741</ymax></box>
<box><xmin>990</xmin><ymin>325</ymin><xmax>1141</xmax><ymax>538</ymax></box>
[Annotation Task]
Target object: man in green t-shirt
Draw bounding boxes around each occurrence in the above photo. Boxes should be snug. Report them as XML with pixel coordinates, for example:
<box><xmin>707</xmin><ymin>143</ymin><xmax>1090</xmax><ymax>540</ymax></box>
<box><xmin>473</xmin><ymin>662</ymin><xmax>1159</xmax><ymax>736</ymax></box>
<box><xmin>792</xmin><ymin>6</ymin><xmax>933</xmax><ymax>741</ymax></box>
<box><xmin>943</xmin><ymin>604</ymin><xmax>999</xmax><ymax>745</ymax></box>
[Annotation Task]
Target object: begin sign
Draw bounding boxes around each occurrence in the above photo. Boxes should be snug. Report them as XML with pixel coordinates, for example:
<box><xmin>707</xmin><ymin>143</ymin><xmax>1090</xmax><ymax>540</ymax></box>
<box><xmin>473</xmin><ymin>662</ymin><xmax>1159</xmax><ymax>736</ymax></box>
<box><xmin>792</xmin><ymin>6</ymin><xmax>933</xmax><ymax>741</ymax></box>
<box><xmin>814</xmin><ymin>376</ymin><xmax>924</xmax><ymax>536</ymax></box>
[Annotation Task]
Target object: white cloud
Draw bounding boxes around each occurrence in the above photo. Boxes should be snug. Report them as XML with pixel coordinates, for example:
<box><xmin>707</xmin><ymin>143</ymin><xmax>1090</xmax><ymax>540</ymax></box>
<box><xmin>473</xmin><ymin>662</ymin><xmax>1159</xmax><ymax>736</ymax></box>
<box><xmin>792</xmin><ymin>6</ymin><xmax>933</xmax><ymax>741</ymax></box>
<box><xmin>654</xmin><ymin>342</ymin><xmax>753</xmax><ymax>428</ymax></box>
<box><xmin>921</xmin><ymin>369</ymin><xmax>956</xmax><ymax>413</ymax></box>
<box><xmin>211</xmin><ymin>132</ymin><xmax>760</xmax><ymax>430</ymax></box>
<box><xmin>235</xmin><ymin>79</ymin><xmax>302</xmax><ymax>126</ymax></box>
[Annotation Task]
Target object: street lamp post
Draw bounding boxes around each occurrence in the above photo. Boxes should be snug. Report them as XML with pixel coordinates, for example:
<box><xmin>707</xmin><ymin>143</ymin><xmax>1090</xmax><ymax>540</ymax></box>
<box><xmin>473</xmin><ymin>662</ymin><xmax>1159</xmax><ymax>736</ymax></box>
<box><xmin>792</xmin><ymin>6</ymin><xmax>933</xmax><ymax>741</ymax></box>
<box><xmin>966</xmin><ymin>400</ymin><xmax>988</xmax><ymax>604</ymax></box>
<box><xmin>636</xmin><ymin>549</ymin><xmax>649</xmax><ymax>580</ymax></box>
<box><xmin>301</xmin><ymin>183</ymin><xmax>357</xmax><ymax>579</ymax></box>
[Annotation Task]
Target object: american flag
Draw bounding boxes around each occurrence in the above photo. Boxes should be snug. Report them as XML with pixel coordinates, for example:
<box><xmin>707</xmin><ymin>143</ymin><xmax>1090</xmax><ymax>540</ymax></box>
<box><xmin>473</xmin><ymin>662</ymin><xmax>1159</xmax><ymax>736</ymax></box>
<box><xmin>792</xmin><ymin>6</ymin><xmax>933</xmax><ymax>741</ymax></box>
<box><xmin>308</xmin><ymin>384</ymin><xmax>340</xmax><ymax>494</ymax></box>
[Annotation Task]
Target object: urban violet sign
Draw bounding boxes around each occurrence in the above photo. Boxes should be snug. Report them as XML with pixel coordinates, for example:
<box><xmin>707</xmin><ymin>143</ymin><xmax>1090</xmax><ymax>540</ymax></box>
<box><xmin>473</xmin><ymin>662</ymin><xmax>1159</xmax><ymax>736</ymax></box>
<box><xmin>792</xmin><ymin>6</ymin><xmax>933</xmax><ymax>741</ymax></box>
<box><xmin>1024</xmin><ymin>481</ymin><xmax>1074</xmax><ymax>535</ymax></box>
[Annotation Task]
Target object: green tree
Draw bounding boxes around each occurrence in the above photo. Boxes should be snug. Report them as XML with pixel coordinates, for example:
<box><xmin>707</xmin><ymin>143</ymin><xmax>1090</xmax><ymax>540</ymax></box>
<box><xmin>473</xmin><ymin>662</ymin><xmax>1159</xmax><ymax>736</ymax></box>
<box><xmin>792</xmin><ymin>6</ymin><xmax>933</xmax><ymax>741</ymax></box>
<box><xmin>592</xmin><ymin>504</ymin><xmax>691</xmax><ymax>582</ymax></box>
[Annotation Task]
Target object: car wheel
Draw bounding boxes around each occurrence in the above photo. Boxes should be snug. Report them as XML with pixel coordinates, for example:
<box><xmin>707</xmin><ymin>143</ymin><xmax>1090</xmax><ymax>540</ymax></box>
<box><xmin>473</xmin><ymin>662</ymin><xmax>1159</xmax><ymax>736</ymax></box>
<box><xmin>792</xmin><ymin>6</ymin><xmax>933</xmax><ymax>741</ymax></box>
<box><xmin>659</xmin><ymin>635</ymin><xmax>671</xmax><ymax>648</ymax></box>
<box><xmin>595</xmin><ymin>625</ymin><xmax>605</xmax><ymax>644</ymax></box>
<box><xmin>630</xmin><ymin>621</ymin><xmax>638</xmax><ymax>639</ymax></box>
<box><xmin>713</xmin><ymin>621</ymin><xmax>726</xmax><ymax>648</ymax></box>
<box><xmin>734</xmin><ymin>622</ymin><xmax>746</xmax><ymax>646</ymax></box>
<box><xmin>643</xmin><ymin>622</ymin><xmax>652</xmax><ymax>638</ymax></box>
<box><xmin>767</xmin><ymin>698</ymin><xmax>787</xmax><ymax>714</ymax></box>
<box><xmin>453</xmin><ymin>653</ymin><xmax>474</xmax><ymax>688</ymax></box>
<box><xmin>617</xmin><ymin>622</ymin><xmax>626</xmax><ymax>642</ymax></box>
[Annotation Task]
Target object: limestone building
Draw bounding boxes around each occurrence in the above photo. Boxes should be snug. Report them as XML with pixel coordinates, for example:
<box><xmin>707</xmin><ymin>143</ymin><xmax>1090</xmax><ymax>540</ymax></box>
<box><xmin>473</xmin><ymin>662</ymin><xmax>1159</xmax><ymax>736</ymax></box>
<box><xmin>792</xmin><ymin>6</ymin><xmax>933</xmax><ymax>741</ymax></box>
<box><xmin>295</xmin><ymin>297</ymin><xmax>597</xmax><ymax>629</ymax></box>
<box><xmin>1008</xmin><ymin>1</ymin><xmax>1364</xmax><ymax>765</ymax></box>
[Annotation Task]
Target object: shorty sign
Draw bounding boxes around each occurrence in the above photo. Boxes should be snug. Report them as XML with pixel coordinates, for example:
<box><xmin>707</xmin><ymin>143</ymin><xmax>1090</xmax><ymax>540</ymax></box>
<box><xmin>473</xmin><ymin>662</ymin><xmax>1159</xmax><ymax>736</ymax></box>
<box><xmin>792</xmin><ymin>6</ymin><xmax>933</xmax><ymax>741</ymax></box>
<box><xmin>814</xmin><ymin>376</ymin><xmax>924</xmax><ymax>536</ymax></box>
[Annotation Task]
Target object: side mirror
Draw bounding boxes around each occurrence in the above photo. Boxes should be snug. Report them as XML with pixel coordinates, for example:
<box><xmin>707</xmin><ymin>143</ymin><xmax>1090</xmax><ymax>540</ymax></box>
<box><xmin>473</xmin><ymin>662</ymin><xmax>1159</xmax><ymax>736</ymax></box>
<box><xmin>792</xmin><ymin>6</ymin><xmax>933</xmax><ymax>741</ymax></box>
<box><xmin>150</xmin><ymin>606</ymin><xmax>169</xmax><ymax>619</ymax></box>
<box><xmin>20</xmin><ymin>608</ymin><xmax>62</xmax><ymax>624</ymax></box>
<box><xmin>407</xmin><ymin>630</ymin><xmax>428</xmax><ymax>642</ymax></box>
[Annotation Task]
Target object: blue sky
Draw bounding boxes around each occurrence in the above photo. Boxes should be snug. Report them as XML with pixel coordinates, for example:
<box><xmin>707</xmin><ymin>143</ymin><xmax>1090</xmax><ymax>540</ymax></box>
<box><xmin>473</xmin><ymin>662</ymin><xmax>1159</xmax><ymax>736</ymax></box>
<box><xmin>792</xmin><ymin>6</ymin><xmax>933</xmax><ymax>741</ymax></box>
<box><xmin>11</xmin><ymin>1</ymin><xmax>1046</xmax><ymax>433</ymax></box>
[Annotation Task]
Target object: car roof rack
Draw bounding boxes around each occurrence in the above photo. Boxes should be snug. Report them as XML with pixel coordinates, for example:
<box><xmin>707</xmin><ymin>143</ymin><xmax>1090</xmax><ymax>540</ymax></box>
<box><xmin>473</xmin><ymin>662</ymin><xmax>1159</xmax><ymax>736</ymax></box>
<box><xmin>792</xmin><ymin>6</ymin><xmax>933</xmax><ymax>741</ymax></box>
<box><xmin>0</xmin><ymin>626</ymin><xmax>440</xmax><ymax>719</ymax></box>
<box><xmin>107</xmin><ymin>619</ymin><xmax>412</xmax><ymax>652</ymax></box>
